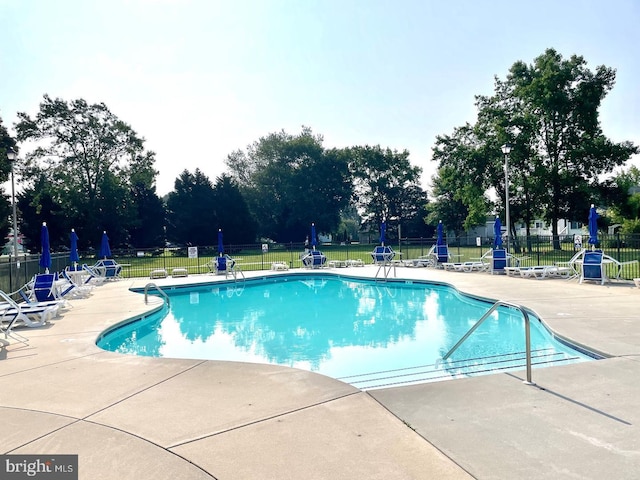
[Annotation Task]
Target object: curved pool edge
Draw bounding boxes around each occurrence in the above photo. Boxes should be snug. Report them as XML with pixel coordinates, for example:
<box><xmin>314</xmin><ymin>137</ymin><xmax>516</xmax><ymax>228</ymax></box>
<box><xmin>116</xmin><ymin>269</ymin><xmax>608</xmax><ymax>366</ymax></box>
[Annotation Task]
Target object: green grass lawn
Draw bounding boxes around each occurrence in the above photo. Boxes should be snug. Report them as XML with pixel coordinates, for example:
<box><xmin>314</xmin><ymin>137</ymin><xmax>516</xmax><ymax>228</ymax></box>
<box><xmin>107</xmin><ymin>243</ymin><xmax>639</xmax><ymax>280</ymax></box>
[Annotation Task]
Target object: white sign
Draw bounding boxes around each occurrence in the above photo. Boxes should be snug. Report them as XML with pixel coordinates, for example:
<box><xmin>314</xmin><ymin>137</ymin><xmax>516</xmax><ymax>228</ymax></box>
<box><xmin>262</xmin><ymin>243</ymin><xmax>269</xmax><ymax>253</ymax></box>
<box><xmin>188</xmin><ymin>246</ymin><xmax>198</xmax><ymax>259</ymax></box>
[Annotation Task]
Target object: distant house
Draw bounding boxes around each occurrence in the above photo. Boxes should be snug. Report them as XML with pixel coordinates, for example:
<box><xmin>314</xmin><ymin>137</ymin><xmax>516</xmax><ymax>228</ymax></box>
<box><xmin>465</xmin><ymin>217</ymin><xmax>586</xmax><ymax>245</ymax></box>
<box><xmin>3</xmin><ymin>228</ymin><xmax>28</xmax><ymax>255</ymax></box>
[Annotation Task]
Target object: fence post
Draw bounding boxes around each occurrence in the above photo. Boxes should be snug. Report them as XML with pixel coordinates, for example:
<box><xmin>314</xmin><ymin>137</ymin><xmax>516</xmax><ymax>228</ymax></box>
<box><xmin>290</xmin><ymin>242</ymin><xmax>294</xmax><ymax>269</ymax></box>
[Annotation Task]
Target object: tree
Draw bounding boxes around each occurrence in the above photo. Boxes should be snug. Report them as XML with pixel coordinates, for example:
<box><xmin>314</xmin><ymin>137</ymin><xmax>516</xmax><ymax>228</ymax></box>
<box><xmin>212</xmin><ymin>174</ymin><xmax>257</xmax><ymax>244</ymax></box>
<box><xmin>226</xmin><ymin>128</ymin><xmax>352</xmax><ymax>242</ymax></box>
<box><xmin>506</xmin><ymin>49</ymin><xmax>638</xmax><ymax>248</ymax></box>
<box><xmin>0</xmin><ymin>116</ymin><xmax>17</xmax><ymax>246</ymax></box>
<box><xmin>15</xmin><ymin>95</ymin><xmax>161</xmax><ymax>249</ymax></box>
<box><xmin>607</xmin><ymin>166</ymin><xmax>640</xmax><ymax>234</ymax></box>
<box><xmin>129</xmin><ymin>181</ymin><xmax>166</xmax><ymax>248</ymax></box>
<box><xmin>350</xmin><ymin>145</ymin><xmax>425</xmax><ymax>239</ymax></box>
<box><xmin>430</xmin><ymin>124</ymin><xmax>491</xmax><ymax>234</ymax></box>
<box><xmin>431</xmin><ymin>49</ymin><xmax>638</xmax><ymax>249</ymax></box>
<box><xmin>166</xmin><ymin>169</ymin><xmax>217</xmax><ymax>246</ymax></box>
<box><xmin>16</xmin><ymin>175</ymin><xmax>67</xmax><ymax>252</ymax></box>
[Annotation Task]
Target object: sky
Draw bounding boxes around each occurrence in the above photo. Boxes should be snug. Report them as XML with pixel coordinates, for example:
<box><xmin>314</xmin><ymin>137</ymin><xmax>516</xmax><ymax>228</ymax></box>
<box><xmin>1</xmin><ymin>0</ymin><xmax>639</xmax><ymax>196</ymax></box>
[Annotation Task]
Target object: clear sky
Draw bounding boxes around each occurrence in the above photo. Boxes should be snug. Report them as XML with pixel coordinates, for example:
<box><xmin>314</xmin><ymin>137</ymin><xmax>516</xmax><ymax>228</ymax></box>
<box><xmin>1</xmin><ymin>0</ymin><xmax>638</xmax><ymax>196</ymax></box>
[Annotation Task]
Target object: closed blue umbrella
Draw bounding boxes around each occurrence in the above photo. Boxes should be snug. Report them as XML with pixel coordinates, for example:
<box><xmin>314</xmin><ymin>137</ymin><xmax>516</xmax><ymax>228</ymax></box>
<box><xmin>218</xmin><ymin>229</ymin><xmax>224</xmax><ymax>256</ymax></box>
<box><xmin>493</xmin><ymin>217</ymin><xmax>503</xmax><ymax>249</ymax></box>
<box><xmin>100</xmin><ymin>231</ymin><xmax>112</xmax><ymax>259</ymax></box>
<box><xmin>311</xmin><ymin>223</ymin><xmax>317</xmax><ymax>250</ymax></box>
<box><xmin>436</xmin><ymin>220</ymin><xmax>444</xmax><ymax>246</ymax></box>
<box><xmin>70</xmin><ymin>229</ymin><xmax>79</xmax><ymax>267</ymax></box>
<box><xmin>40</xmin><ymin>222</ymin><xmax>51</xmax><ymax>273</ymax></box>
<box><xmin>380</xmin><ymin>221</ymin><xmax>386</xmax><ymax>246</ymax></box>
<box><xmin>588</xmin><ymin>204</ymin><xmax>598</xmax><ymax>248</ymax></box>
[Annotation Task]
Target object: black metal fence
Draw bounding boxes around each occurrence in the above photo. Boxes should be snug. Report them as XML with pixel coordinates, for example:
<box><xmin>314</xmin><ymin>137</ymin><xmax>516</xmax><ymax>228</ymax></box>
<box><xmin>2</xmin><ymin>233</ymin><xmax>638</xmax><ymax>294</ymax></box>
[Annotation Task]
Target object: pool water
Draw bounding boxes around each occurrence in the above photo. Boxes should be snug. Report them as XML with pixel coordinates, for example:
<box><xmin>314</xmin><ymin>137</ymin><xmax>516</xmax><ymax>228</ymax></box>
<box><xmin>97</xmin><ymin>275</ymin><xmax>596</xmax><ymax>389</ymax></box>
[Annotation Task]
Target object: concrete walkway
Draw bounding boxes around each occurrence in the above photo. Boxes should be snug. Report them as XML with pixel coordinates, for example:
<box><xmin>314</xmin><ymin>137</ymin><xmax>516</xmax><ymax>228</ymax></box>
<box><xmin>1</xmin><ymin>267</ymin><xmax>638</xmax><ymax>479</ymax></box>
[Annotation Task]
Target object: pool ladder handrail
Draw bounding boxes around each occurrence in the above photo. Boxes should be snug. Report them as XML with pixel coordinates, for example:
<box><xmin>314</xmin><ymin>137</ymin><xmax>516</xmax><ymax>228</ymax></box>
<box><xmin>442</xmin><ymin>300</ymin><xmax>534</xmax><ymax>385</ymax></box>
<box><xmin>144</xmin><ymin>282</ymin><xmax>170</xmax><ymax>306</ymax></box>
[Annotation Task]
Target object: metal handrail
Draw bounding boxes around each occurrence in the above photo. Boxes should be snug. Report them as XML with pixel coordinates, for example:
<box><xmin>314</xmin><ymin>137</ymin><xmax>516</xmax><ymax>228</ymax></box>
<box><xmin>144</xmin><ymin>282</ymin><xmax>170</xmax><ymax>306</ymax></box>
<box><xmin>442</xmin><ymin>300</ymin><xmax>534</xmax><ymax>385</ymax></box>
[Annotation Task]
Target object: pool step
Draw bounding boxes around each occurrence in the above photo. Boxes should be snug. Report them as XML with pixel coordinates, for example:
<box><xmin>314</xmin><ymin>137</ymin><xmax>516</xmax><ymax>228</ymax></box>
<box><xmin>339</xmin><ymin>348</ymin><xmax>582</xmax><ymax>390</ymax></box>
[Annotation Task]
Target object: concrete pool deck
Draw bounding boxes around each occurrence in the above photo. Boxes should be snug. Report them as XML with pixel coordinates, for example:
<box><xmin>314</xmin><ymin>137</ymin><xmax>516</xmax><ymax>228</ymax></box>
<box><xmin>1</xmin><ymin>267</ymin><xmax>639</xmax><ymax>479</ymax></box>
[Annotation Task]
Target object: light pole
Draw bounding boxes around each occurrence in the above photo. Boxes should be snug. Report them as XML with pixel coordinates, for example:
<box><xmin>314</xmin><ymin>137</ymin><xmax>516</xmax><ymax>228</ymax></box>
<box><xmin>501</xmin><ymin>143</ymin><xmax>512</xmax><ymax>252</ymax></box>
<box><xmin>6</xmin><ymin>147</ymin><xmax>20</xmax><ymax>269</ymax></box>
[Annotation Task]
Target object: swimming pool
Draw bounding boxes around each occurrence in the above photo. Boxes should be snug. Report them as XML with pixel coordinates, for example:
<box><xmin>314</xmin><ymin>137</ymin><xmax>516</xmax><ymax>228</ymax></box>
<box><xmin>97</xmin><ymin>274</ymin><xmax>597</xmax><ymax>389</ymax></box>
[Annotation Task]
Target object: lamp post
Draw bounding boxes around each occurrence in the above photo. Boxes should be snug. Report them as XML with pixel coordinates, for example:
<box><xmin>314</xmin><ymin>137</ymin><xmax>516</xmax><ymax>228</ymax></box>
<box><xmin>501</xmin><ymin>143</ymin><xmax>512</xmax><ymax>252</ymax></box>
<box><xmin>6</xmin><ymin>147</ymin><xmax>20</xmax><ymax>269</ymax></box>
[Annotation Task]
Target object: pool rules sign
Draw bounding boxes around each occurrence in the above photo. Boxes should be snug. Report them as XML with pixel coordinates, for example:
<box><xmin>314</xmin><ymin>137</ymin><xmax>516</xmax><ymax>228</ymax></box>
<box><xmin>1</xmin><ymin>455</ymin><xmax>77</xmax><ymax>479</ymax></box>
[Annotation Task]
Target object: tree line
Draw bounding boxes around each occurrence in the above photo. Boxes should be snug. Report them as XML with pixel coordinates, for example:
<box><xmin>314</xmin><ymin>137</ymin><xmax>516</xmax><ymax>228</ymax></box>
<box><xmin>0</xmin><ymin>99</ymin><xmax>429</xmax><ymax>253</ymax></box>
<box><xmin>1</xmin><ymin>48</ymin><xmax>638</xmax><ymax>254</ymax></box>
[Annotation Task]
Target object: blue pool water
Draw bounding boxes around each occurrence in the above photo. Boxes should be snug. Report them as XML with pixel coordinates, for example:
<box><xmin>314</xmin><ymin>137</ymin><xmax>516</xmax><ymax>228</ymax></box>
<box><xmin>97</xmin><ymin>275</ymin><xmax>596</xmax><ymax>389</ymax></box>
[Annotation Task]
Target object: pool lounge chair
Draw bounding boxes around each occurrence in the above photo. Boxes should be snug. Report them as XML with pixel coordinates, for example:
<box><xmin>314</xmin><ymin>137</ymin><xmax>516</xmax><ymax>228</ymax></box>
<box><xmin>426</xmin><ymin>244</ymin><xmax>451</xmax><ymax>267</ymax></box>
<box><xmin>29</xmin><ymin>273</ymin><xmax>74</xmax><ymax>308</ymax></box>
<box><xmin>407</xmin><ymin>255</ymin><xmax>434</xmax><ymax>268</ymax></box>
<box><xmin>1</xmin><ymin>303</ymin><xmax>56</xmax><ymax>328</ymax></box>
<box><xmin>580</xmin><ymin>250</ymin><xmax>606</xmax><ymax>285</ymax></box>
<box><xmin>345</xmin><ymin>259</ymin><xmax>365</xmax><ymax>267</ymax></box>
<box><xmin>490</xmin><ymin>249</ymin><xmax>508</xmax><ymax>274</ymax></box>
<box><xmin>443</xmin><ymin>261</ymin><xmax>486</xmax><ymax>272</ymax></box>
<box><xmin>60</xmin><ymin>270</ymin><xmax>93</xmax><ymax>297</ymax></box>
<box><xmin>505</xmin><ymin>265</ymin><xmax>571</xmax><ymax>279</ymax></box>
<box><xmin>94</xmin><ymin>259</ymin><xmax>123</xmax><ymax>280</ymax></box>
<box><xmin>0</xmin><ymin>290</ymin><xmax>57</xmax><ymax>331</ymax></box>
<box><xmin>80</xmin><ymin>264</ymin><xmax>107</xmax><ymax>285</ymax></box>
<box><xmin>17</xmin><ymin>287</ymin><xmax>63</xmax><ymax>317</ymax></box>
<box><xmin>302</xmin><ymin>250</ymin><xmax>327</xmax><ymax>269</ymax></box>
<box><xmin>214</xmin><ymin>254</ymin><xmax>237</xmax><ymax>276</ymax></box>
<box><xmin>370</xmin><ymin>246</ymin><xmax>395</xmax><ymax>265</ymax></box>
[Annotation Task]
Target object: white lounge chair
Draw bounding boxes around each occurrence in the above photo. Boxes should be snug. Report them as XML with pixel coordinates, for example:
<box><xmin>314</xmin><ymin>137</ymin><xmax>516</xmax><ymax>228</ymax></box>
<box><xmin>0</xmin><ymin>291</ymin><xmax>57</xmax><ymax>333</ymax></box>
<box><xmin>345</xmin><ymin>259</ymin><xmax>365</xmax><ymax>267</ymax></box>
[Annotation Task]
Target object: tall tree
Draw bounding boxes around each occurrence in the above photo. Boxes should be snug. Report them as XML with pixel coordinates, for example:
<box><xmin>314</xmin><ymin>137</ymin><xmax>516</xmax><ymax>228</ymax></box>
<box><xmin>166</xmin><ymin>169</ymin><xmax>217</xmax><ymax>246</ymax></box>
<box><xmin>127</xmin><ymin>141</ymin><xmax>166</xmax><ymax>248</ymax></box>
<box><xmin>506</xmin><ymin>49</ymin><xmax>638</xmax><ymax>247</ymax></box>
<box><xmin>349</xmin><ymin>145</ymin><xmax>426</xmax><ymax>239</ymax></box>
<box><xmin>14</xmin><ymin>95</ymin><xmax>161</xmax><ymax>248</ymax></box>
<box><xmin>432</xmin><ymin>49</ymin><xmax>638</xmax><ymax>249</ymax></box>
<box><xmin>16</xmin><ymin>175</ymin><xmax>67</xmax><ymax>252</ymax></box>
<box><xmin>430</xmin><ymin>124</ymin><xmax>491</xmax><ymax>234</ymax></box>
<box><xmin>226</xmin><ymin>128</ymin><xmax>352</xmax><ymax>242</ymax></box>
<box><xmin>212</xmin><ymin>174</ymin><xmax>257</xmax><ymax>244</ymax></box>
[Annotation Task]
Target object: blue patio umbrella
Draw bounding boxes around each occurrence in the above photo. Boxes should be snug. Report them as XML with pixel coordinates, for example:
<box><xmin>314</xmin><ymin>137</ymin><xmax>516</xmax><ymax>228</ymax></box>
<box><xmin>436</xmin><ymin>220</ymin><xmax>445</xmax><ymax>246</ymax></box>
<box><xmin>70</xmin><ymin>229</ymin><xmax>80</xmax><ymax>266</ymax></box>
<box><xmin>218</xmin><ymin>229</ymin><xmax>224</xmax><ymax>256</ymax></box>
<box><xmin>39</xmin><ymin>222</ymin><xmax>51</xmax><ymax>273</ymax></box>
<box><xmin>380</xmin><ymin>221</ymin><xmax>386</xmax><ymax>246</ymax></box>
<box><xmin>311</xmin><ymin>223</ymin><xmax>317</xmax><ymax>250</ymax></box>
<box><xmin>493</xmin><ymin>217</ymin><xmax>503</xmax><ymax>249</ymax></box>
<box><xmin>100</xmin><ymin>231</ymin><xmax>112</xmax><ymax>259</ymax></box>
<box><xmin>588</xmin><ymin>204</ymin><xmax>599</xmax><ymax>248</ymax></box>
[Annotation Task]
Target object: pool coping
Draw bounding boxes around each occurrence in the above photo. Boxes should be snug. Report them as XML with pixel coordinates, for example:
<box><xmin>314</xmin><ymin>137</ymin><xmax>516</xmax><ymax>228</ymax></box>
<box><xmin>2</xmin><ymin>266</ymin><xmax>640</xmax><ymax>479</ymax></box>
